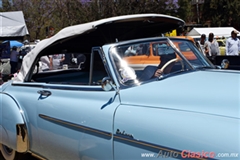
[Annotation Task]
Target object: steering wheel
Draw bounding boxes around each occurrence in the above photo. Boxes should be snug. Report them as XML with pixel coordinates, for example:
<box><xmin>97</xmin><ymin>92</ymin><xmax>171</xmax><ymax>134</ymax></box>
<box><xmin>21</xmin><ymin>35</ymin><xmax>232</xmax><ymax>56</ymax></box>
<box><xmin>160</xmin><ymin>58</ymin><xmax>178</xmax><ymax>73</ymax></box>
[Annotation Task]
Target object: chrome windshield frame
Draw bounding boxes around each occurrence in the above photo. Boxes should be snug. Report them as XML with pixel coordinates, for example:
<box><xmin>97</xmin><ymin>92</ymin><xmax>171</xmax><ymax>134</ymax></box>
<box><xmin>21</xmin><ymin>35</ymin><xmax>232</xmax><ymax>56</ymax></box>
<box><xmin>167</xmin><ymin>37</ymin><xmax>194</xmax><ymax>70</ymax></box>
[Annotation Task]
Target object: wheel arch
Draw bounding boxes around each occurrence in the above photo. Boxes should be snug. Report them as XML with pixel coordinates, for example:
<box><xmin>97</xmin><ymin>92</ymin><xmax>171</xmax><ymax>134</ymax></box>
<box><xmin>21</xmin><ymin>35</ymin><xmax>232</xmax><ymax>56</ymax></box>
<box><xmin>0</xmin><ymin>93</ymin><xmax>29</xmax><ymax>153</ymax></box>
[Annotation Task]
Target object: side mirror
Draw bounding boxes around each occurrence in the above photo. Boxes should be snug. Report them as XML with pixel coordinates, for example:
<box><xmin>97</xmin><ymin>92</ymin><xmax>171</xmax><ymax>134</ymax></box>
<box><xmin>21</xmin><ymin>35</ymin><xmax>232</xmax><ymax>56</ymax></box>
<box><xmin>101</xmin><ymin>77</ymin><xmax>113</xmax><ymax>91</ymax></box>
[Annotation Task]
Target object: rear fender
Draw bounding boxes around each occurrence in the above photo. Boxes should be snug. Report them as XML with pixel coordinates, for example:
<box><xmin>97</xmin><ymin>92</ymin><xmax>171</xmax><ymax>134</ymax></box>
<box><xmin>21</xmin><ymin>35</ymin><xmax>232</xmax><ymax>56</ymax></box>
<box><xmin>0</xmin><ymin>93</ymin><xmax>29</xmax><ymax>153</ymax></box>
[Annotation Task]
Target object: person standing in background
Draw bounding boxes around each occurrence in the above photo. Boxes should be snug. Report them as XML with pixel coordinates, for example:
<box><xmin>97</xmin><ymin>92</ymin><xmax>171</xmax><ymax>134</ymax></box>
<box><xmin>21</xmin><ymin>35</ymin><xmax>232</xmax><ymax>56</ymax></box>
<box><xmin>198</xmin><ymin>34</ymin><xmax>209</xmax><ymax>56</ymax></box>
<box><xmin>226</xmin><ymin>30</ymin><xmax>240</xmax><ymax>55</ymax></box>
<box><xmin>46</xmin><ymin>26</ymin><xmax>55</xmax><ymax>38</ymax></box>
<box><xmin>49</xmin><ymin>54</ymin><xmax>65</xmax><ymax>70</ymax></box>
<box><xmin>205</xmin><ymin>33</ymin><xmax>220</xmax><ymax>63</ymax></box>
<box><xmin>10</xmin><ymin>46</ymin><xmax>19</xmax><ymax>74</ymax></box>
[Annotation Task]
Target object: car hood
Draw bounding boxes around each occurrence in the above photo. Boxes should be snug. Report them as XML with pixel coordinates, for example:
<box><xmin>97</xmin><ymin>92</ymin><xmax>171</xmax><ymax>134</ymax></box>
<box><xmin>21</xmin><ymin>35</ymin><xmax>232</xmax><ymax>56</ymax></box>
<box><xmin>120</xmin><ymin>69</ymin><xmax>240</xmax><ymax>119</ymax></box>
<box><xmin>15</xmin><ymin>14</ymin><xmax>184</xmax><ymax>82</ymax></box>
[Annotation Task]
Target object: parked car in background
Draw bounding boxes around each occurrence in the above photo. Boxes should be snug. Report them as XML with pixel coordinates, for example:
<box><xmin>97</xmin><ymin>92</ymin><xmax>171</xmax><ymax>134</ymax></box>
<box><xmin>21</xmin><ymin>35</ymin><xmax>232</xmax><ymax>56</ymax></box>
<box><xmin>19</xmin><ymin>43</ymin><xmax>36</xmax><ymax>60</ymax></box>
<box><xmin>213</xmin><ymin>38</ymin><xmax>240</xmax><ymax>70</ymax></box>
<box><xmin>124</xmin><ymin>36</ymin><xmax>196</xmax><ymax>70</ymax></box>
<box><xmin>217</xmin><ymin>39</ymin><xmax>226</xmax><ymax>55</ymax></box>
<box><xmin>0</xmin><ymin>14</ymin><xmax>239</xmax><ymax>160</ymax></box>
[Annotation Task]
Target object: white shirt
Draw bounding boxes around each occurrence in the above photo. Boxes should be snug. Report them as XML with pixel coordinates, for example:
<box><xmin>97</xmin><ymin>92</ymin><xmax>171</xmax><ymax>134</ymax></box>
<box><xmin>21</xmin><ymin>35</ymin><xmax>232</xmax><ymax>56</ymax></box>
<box><xmin>40</xmin><ymin>56</ymin><xmax>50</xmax><ymax>71</ymax></box>
<box><xmin>226</xmin><ymin>37</ymin><xmax>240</xmax><ymax>55</ymax></box>
<box><xmin>50</xmin><ymin>54</ymin><xmax>65</xmax><ymax>69</ymax></box>
<box><xmin>198</xmin><ymin>40</ymin><xmax>208</xmax><ymax>56</ymax></box>
<box><xmin>205</xmin><ymin>40</ymin><xmax>220</xmax><ymax>56</ymax></box>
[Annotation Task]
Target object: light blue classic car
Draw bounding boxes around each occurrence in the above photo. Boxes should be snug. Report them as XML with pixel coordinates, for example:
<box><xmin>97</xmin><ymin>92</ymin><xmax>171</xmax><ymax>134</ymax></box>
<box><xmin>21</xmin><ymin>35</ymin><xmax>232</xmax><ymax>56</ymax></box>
<box><xmin>0</xmin><ymin>14</ymin><xmax>239</xmax><ymax>160</ymax></box>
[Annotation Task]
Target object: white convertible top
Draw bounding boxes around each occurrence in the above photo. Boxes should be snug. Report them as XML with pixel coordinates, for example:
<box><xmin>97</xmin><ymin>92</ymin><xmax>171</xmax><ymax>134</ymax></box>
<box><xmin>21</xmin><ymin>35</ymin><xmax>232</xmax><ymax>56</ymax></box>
<box><xmin>15</xmin><ymin>14</ymin><xmax>185</xmax><ymax>82</ymax></box>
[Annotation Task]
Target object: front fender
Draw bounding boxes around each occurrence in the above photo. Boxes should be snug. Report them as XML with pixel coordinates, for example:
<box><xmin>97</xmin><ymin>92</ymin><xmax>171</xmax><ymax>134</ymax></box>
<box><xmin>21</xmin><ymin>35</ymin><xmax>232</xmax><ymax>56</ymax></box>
<box><xmin>0</xmin><ymin>93</ymin><xmax>29</xmax><ymax>153</ymax></box>
<box><xmin>113</xmin><ymin>105</ymin><xmax>239</xmax><ymax>159</ymax></box>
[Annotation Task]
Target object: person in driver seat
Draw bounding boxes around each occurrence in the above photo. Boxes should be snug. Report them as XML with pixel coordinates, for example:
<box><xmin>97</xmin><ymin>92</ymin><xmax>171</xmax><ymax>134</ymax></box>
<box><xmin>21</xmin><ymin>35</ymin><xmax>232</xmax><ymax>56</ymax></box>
<box><xmin>139</xmin><ymin>45</ymin><xmax>177</xmax><ymax>81</ymax></box>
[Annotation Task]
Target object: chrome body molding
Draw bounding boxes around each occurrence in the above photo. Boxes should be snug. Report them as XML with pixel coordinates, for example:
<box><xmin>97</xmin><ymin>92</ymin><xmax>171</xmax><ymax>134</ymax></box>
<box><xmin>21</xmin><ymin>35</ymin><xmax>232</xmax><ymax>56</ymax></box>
<box><xmin>39</xmin><ymin>114</ymin><xmax>112</xmax><ymax>138</ymax></box>
<box><xmin>113</xmin><ymin>134</ymin><xmax>218</xmax><ymax>160</ymax></box>
<box><xmin>39</xmin><ymin>114</ymin><xmax>219</xmax><ymax>160</ymax></box>
<box><xmin>30</xmin><ymin>152</ymin><xmax>47</xmax><ymax>160</ymax></box>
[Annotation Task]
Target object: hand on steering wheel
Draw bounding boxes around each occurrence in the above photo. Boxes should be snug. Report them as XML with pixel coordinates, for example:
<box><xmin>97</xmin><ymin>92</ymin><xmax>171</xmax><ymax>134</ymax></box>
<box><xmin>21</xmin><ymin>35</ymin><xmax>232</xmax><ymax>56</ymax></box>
<box><xmin>154</xmin><ymin>69</ymin><xmax>163</xmax><ymax>77</ymax></box>
<box><xmin>160</xmin><ymin>58</ymin><xmax>178</xmax><ymax>74</ymax></box>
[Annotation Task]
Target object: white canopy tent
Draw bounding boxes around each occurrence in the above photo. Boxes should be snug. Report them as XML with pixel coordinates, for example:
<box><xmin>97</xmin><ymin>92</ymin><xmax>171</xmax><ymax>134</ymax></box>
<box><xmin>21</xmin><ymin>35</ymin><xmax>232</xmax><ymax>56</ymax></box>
<box><xmin>187</xmin><ymin>27</ymin><xmax>239</xmax><ymax>38</ymax></box>
<box><xmin>0</xmin><ymin>11</ymin><xmax>29</xmax><ymax>37</ymax></box>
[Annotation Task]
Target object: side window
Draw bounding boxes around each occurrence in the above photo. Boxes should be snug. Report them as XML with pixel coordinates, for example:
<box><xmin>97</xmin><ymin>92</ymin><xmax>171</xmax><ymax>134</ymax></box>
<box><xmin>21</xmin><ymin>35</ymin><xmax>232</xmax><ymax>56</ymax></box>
<box><xmin>31</xmin><ymin>50</ymin><xmax>108</xmax><ymax>85</ymax></box>
<box><xmin>178</xmin><ymin>42</ymin><xmax>191</xmax><ymax>51</ymax></box>
<box><xmin>124</xmin><ymin>43</ymin><xmax>150</xmax><ymax>56</ymax></box>
<box><xmin>152</xmin><ymin>43</ymin><xmax>172</xmax><ymax>56</ymax></box>
<box><xmin>153</xmin><ymin>42</ymin><xmax>170</xmax><ymax>56</ymax></box>
<box><xmin>90</xmin><ymin>50</ymin><xmax>109</xmax><ymax>85</ymax></box>
<box><xmin>136</xmin><ymin>43</ymin><xmax>149</xmax><ymax>56</ymax></box>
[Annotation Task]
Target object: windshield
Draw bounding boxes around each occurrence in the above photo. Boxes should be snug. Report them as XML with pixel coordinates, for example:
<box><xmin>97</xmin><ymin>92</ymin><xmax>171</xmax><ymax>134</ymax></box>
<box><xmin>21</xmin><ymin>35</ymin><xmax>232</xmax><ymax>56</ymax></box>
<box><xmin>110</xmin><ymin>37</ymin><xmax>214</xmax><ymax>86</ymax></box>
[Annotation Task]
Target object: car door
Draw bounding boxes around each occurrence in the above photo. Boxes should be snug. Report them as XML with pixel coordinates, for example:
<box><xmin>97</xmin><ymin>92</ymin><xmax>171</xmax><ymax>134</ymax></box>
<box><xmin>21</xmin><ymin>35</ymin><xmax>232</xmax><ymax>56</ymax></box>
<box><xmin>31</xmin><ymin>51</ymin><xmax>119</xmax><ymax>160</ymax></box>
<box><xmin>36</xmin><ymin>84</ymin><xmax>119</xmax><ymax>160</ymax></box>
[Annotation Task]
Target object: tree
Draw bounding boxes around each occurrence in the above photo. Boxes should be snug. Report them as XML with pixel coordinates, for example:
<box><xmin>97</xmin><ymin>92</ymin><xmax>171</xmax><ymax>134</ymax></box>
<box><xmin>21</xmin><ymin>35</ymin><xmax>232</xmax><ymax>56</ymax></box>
<box><xmin>202</xmin><ymin>0</ymin><xmax>240</xmax><ymax>30</ymax></box>
<box><xmin>177</xmin><ymin>0</ymin><xmax>193</xmax><ymax>23</ymax></box>
<box><xmin>12</xmin><ymin>0</ymin><xmax>56</xmax><ymax>40</ymax></box>
<box><xmin>5</xmin><ymin>0</ymin><xmax>197</xmax><ymax>40</ymax></box>
<box><xmin>10</xmin><ymin>0</ymin><xmax>240</xmax><ymax>40</ymax></box>
<box><xmin>1</xmin><ymin>0</ymin><xmax>12</xmax><ymax>11</ymax></box>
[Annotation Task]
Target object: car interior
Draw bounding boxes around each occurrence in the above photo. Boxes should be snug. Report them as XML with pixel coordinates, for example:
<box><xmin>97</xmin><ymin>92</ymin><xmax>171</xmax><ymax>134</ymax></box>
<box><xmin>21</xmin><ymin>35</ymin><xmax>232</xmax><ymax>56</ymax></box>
<box><xmin>31</xmin><ymin>51</ymin><xmax>109</xmax><ymax>85</ymax></box>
